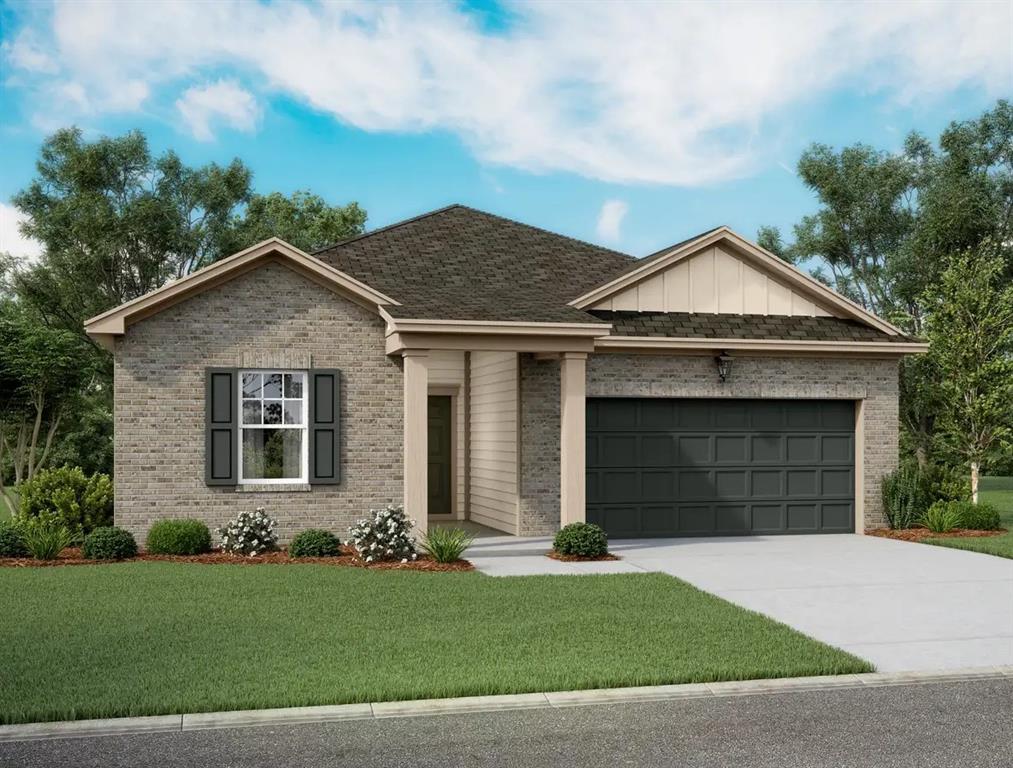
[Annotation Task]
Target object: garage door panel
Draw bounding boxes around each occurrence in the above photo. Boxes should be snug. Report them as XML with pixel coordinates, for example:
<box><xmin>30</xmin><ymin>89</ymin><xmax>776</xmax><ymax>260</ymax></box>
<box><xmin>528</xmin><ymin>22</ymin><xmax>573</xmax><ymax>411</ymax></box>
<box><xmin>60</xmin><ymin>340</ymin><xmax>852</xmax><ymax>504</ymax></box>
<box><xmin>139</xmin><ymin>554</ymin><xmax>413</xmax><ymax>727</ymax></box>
<box><xmin>641</xmin><ymin>435</ymin><xmax>676</xmax><ymax>465</ymax></box>
<box><xmin>715</xmin><ymin>470</ymin><xmax>748</xmax><ymax>497</ymax></box>
<box><xmin>714</xmin><ymin>435</ymin><xmax>747</xmax><ymax>463</ymax></box>
<box><xmin>587</xmin><ymin>398</ymin><xmax>855</xmax><ymax>538</ymax></box>
<box><xmin>678</xmin><ymin>505</ymin><xmax>715</xmax><ymax>533</ymax></box>
<box><xmin>751</xmin><ymin>435</ymin><xmax>783</xmax><ymax>462</ymax></box>
<box><xmin>786</xmin><ymin>435</ymin><xmax>819</xmax><ymax>462</ymax></box>
<box><xmin>678</xmin><ymin>436</ymin><xmax>711</xmax><ymax>463</ymax></box>
<box><xmin>822</xmin><ymin>469</ymin><xmax>853</xmax><ymax>496</ymax></box>
<box><xmin>786</xmin><ymin>469</ymin><xmax>818</xmax><ymax>497</ymax></box>
<box><xmin>751</xmin><ymin>504</ymin><xmax>785</xmax><ymax>532</ymax></box>
<box><xmin>600</xmin><ymin>435</ymin><xmax>638</xmax><ymax>465</ymax></box>
<box><xmin>715</xmin><ymin>505</ymin><xmax>750</xmax><ymax>533</ymax></box>
<box><xmin>787</xmin><ymin>503</ymin><xmax>819</xmax><ymax>531</ymax></box>
<box><xmin>751</xmin><ymin>470</ymin><xmax>782</xmax><ymax>497</ymax></box>
<box><xmin>822</xmin><ymin>503</ymin><xmax>854</xmax><ymax>530</ymax></box>
<box><xmin>821</xmin><ymin>435</ymin><xmax>853</xmax><ymax>463</ymax></box>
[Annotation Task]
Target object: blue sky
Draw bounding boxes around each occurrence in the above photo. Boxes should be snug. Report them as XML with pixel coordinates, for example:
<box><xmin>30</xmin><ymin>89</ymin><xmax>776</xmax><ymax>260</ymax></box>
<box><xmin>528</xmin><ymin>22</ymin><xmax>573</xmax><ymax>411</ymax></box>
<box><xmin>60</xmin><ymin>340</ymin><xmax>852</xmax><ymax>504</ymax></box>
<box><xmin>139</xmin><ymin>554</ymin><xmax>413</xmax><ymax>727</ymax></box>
<box><xmin>1</xmin><ymin>1</ymin><xmax>1009</xmax><ymax>261</ymax></box>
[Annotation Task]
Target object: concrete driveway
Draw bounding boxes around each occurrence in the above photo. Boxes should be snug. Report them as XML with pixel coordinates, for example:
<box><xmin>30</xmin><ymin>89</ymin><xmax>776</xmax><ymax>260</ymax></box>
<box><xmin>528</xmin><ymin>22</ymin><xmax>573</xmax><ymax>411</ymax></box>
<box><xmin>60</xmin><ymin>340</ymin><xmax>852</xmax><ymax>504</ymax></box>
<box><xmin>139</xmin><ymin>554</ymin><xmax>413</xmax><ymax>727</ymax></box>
<box><xmin>466</xmin><ymin>533</ymin><xmax>1013</xmax><ymax>672</ymax></box>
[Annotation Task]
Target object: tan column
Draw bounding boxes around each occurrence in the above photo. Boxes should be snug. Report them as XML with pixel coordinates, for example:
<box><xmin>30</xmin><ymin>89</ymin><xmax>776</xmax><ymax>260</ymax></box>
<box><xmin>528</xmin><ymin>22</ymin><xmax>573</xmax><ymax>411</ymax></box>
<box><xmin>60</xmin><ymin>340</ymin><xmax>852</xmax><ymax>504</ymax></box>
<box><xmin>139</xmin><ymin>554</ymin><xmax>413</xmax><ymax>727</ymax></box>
<box><xmin>559</xmin><ymin>352</ymin><xmax>587</xmax><ymax>527</ymax></box>
<box><xmin>402</xmin><ymin>350</ymin><xmax>429</xmax><ymax>536</ymax></box>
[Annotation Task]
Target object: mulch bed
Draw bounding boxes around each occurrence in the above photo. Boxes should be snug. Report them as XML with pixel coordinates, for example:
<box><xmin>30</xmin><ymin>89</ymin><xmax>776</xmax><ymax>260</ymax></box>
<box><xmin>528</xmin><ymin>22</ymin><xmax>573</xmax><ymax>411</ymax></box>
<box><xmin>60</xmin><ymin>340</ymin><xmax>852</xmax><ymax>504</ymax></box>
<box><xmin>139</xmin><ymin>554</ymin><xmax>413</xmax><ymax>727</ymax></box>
<box><xmin>0</xmin><ymin>545</ymin><xmax>473</xmax><ymax>571</ymax></box>
<box><xmin>546</xmin><ymin>550</ymin><xmax>620</xmax><ymax>562</ymax></box>
<box><xmin>866</xmin><ymin>527</ymin><xmax>1007</xmax><ymax>542</ymax></box>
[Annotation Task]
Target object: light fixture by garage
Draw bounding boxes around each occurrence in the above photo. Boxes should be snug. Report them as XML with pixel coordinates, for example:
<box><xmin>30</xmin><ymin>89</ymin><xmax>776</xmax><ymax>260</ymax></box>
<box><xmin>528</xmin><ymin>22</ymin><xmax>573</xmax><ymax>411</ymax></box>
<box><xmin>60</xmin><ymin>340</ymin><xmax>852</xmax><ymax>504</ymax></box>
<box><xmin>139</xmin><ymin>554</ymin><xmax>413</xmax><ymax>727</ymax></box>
<box><xmin>715</xmin><ymin>351</ymin><xmax>733</xmax><ymax>383</ymax></box>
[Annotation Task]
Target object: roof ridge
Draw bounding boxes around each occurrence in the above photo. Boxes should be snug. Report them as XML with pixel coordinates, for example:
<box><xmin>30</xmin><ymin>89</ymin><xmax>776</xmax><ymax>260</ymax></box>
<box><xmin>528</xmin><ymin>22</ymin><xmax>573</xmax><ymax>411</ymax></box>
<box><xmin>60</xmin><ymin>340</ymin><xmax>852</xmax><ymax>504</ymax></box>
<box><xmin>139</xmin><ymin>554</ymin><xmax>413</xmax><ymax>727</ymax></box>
<box><xmin>449</xmin><ymin>204</ymin><xmax>636</xmax><ymax>263</ymax></box>
<box><xmin>314</xmin><ymin>204</ymin><xmax>465</xmax><ymax>255</ymax></box>
<box><xmin>315</xmin><ymin>203</ymin><xmax>637</xmax><ymax>264</ymax></box>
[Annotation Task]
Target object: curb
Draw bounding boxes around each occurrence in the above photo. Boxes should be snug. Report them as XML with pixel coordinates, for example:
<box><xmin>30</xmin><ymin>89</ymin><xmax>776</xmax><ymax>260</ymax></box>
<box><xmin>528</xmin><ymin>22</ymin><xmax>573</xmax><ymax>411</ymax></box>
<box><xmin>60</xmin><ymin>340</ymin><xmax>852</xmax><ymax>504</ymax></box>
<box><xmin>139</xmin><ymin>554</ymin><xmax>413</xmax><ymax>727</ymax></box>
<box><xmin>2</xmin><ymin>667</ymin><xmax>1011</xmax><ymax>743</ymax></box>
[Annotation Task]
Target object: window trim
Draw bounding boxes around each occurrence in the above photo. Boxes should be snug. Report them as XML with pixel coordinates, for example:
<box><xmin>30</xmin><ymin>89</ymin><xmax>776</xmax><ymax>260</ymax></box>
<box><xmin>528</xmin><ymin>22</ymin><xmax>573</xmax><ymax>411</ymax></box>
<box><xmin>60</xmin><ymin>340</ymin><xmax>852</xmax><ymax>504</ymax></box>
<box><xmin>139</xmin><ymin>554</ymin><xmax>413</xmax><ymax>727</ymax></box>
<box><xmin>237</xmin><ymin>369</ymin><xmax>309</xmax><ymax>485</ymax></box>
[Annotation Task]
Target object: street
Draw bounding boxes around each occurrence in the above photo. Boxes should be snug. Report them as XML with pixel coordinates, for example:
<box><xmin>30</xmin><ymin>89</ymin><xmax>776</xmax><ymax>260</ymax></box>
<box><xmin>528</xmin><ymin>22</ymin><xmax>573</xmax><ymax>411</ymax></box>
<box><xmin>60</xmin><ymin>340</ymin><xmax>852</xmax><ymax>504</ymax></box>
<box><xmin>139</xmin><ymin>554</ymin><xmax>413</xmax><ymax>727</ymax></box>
<box><xmin>2</xmin><ymin>678</ymin><xmax>1010</xmax><ymax>767</ymax></box>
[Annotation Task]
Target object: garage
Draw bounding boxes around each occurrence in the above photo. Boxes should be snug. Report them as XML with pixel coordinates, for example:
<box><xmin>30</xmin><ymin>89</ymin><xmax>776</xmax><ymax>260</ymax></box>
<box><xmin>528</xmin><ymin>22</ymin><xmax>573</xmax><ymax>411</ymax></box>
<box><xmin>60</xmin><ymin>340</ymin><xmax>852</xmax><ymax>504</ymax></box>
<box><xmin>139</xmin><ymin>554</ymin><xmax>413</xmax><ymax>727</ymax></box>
<box><xmin>586</xmin><ymin>398</ymin><xmax>856</xmax><ymax>537</ymax></box>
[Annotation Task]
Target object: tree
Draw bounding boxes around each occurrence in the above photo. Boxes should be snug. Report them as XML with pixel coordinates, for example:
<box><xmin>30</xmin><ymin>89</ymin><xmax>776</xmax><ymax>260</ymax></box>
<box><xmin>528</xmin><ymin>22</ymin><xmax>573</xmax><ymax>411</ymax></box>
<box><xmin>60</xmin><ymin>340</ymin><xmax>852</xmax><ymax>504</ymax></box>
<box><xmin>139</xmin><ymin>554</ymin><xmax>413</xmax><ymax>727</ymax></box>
<box><xmin>924</xmin><ymin>248</ymin><xmax>1013</xmax><ymax>502</ymax></box>
<box><xmin>12</xmin><ymin>128</ymin><xmax>252</xmax><ymax>345</ymax></box>
<box><xmin>223</xmin><ymin>191</ymin><xmax>366</xmax><ymax>254</ymax></box>
<box><xmin>755</xmin><ymin>225</ymin><xmax>797</xmax><ymax>265</ymax></box>
<box><xmin>787</xmin><ymin>143</ymin><xmax>917</xmax><ymax>317</ymax></box>
<box><xmin>0</xmin><ymin>297</ymin><xmax>96</xmax><ymax>510</ymax></box>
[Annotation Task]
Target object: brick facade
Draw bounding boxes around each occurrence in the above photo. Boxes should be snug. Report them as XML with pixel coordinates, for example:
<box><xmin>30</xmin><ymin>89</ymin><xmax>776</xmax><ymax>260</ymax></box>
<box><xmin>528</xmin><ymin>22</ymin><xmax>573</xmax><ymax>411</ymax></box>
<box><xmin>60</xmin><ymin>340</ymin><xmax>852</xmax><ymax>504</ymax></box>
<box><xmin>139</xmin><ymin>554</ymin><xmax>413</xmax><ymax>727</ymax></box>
<box><xmin>517</xmin><ymin>352</ymin><xmax>900</xmax><ymax>535</ymax></box>
<box><xmin>113</xmin><ymin>262</ymin><xmax>403</xmax><ymax>544</ymax></box>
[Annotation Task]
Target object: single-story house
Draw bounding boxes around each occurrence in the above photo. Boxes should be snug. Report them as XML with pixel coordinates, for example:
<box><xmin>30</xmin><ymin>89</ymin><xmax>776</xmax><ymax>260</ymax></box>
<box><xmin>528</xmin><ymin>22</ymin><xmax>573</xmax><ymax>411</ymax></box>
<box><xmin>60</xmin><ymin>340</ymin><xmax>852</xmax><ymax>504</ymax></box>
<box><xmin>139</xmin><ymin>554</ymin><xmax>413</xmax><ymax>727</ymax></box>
<box><xmin>85</xmin><ymin>205</ymin><xmax>926</xmax><ymax>543</ymax></box>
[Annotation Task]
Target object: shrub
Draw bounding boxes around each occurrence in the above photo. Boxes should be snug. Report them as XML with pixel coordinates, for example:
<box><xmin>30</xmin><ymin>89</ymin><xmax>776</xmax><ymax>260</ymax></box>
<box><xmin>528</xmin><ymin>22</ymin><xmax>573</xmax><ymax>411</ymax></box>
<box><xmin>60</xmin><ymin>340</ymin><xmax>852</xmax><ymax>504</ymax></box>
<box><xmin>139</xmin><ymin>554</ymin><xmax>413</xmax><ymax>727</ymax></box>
<box><xmin>82</xmin><ymin>526</ymin><xmax>138</xmax><ymax>560</ymax></box>
<box><xmin>0</xmin><ymin>520</ymin><xmax>28</xmax><ymax>558</ymax></box>
<box><xmin>553</xmin><ymin>522</ymin><xmax>609</xmax><ymax>557</ymax></box>
<box><xmin>18</xmin><ymin>466</ymin><xmax>113</xmax><ymax>535</ymax></box>
<box><xmin>420</xmin><ymin>527</ymin><xmax>474</xmax><ymax>563</ymax></box>
<box><xmin>289</xmin><ymin>529</ymin><xmax>341</xmax><ymax>558</ymax></box>
<box><xmin>18</xmin><ymin>513</ymin><xmax>74</xmax><ymax>560</ymax></box>
<box><xmin>927</xmin><ymin>500</ymin><xmax>1002</xmax><ymax>531</ymax></box>
<box><xmin>349</xmin><ymin>504</ymin><xmax>417</xmax><ymax>563</ymax></box>
<box><xmin>919</xmin><ymin>504</ymin><xmax>962</xmax><ymax>534</ymax></box>
<box><xmin>881</xmin><ymin>464</ymin><xmax>928</xmax><ymax>530</ymax></box>
<box><xmin>921</xmin><ymin>463</ymin><xmax>971</xmax><ymax>504</ymax></box>
<box><xmin>146</xmin><ymin>519</ymin><xmax>212</xmax><ymax>555</ymax></box>
<box><xmin>216</xmin><ymin>507</ymin><xmax>278</xmax><ymax>556</ymax></box>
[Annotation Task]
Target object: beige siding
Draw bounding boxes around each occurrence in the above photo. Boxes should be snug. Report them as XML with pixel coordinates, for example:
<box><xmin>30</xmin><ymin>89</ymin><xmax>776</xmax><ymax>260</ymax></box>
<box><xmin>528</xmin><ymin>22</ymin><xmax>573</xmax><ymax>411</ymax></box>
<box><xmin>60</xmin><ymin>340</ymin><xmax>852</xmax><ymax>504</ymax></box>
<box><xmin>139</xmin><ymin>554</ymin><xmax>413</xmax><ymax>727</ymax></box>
<box><xmin>428</xmin><ymin>350</ymin><xmax>467</xmax><ymax>518</ymax></box>
<box><xmin>468</xmin><ymin>351</ymin><xmax>519</xmax><ymax>533</ymax></box>
<box><xmin>592</xmin><ymin>244</ymin><xmax>835</xmax><ymax>317</ymax></box>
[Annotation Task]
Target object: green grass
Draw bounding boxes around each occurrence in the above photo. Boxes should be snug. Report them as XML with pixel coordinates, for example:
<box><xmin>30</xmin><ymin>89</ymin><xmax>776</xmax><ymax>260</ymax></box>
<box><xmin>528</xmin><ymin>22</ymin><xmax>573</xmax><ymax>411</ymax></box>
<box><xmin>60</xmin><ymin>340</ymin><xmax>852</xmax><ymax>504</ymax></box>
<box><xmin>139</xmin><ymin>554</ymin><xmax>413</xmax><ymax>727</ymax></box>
<box><xmin>0</xmin><ymin>565</ymin><xmax>870</xmax><ymax>724</ymax></box>
<box><xmin>924</xmin><ymin>476</ymin><xmax>1013</xmax><ymax>560</ymax></box>
<box><xmin>0</xmin><ymin>488</ymin><xmax>16</xmax><ymax>520</ymax></box>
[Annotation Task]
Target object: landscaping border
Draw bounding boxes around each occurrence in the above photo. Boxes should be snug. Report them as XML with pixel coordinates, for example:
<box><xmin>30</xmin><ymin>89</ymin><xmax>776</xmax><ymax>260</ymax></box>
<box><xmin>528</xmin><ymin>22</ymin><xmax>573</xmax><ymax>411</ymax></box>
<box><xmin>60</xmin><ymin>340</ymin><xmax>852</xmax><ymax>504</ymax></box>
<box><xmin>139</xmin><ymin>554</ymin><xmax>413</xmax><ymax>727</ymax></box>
<box><xmin>2</xmin><ymin>667</ymin><xmax>1010</xmax><ymax>743</ymax></box>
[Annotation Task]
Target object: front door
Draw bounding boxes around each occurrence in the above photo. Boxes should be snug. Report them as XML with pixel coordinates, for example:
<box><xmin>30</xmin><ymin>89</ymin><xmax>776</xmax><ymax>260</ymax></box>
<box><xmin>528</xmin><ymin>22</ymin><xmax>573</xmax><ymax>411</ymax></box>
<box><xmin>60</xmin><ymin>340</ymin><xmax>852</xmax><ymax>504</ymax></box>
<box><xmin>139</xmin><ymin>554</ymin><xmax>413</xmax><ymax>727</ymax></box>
<box><xmin>427</xmin><ymin>395</ymin><xmax>453</xmax><ymax>516</ymax></box>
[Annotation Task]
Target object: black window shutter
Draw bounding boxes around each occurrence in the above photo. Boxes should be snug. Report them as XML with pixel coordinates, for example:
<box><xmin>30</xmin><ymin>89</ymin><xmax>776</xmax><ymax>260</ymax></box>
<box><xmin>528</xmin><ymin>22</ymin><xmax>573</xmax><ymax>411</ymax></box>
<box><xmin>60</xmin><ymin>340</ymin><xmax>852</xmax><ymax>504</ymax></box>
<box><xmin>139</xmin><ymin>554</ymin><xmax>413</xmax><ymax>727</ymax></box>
<box><xmin>205</xmin><ymin>368</ymin><xmax>238</xmax><ymax>486</ymax></box>
<box><xmin>309</xmin><ymin>369</ymin><xmax>341</xmax><ymax>485</ymax></box>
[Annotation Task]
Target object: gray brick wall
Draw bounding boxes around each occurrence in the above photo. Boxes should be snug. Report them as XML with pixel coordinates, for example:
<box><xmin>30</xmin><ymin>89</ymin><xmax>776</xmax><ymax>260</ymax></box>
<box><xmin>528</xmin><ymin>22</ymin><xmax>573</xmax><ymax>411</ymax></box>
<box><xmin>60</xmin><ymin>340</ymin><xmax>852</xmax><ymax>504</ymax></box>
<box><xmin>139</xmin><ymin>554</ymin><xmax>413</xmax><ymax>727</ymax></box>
<box><xmin>113</xmin><ymin>262</ymin><xmax>403</xmax><ymax>545</ymax></box>
<box><xmin>517</xmin><ymin>352</ymin><xmax>900</xmax><ymax>534</ymax></box>
<box><xmin>518</xmin><ymin>355</ymin><xmax>561</xmax><ymax>536</ymax></box>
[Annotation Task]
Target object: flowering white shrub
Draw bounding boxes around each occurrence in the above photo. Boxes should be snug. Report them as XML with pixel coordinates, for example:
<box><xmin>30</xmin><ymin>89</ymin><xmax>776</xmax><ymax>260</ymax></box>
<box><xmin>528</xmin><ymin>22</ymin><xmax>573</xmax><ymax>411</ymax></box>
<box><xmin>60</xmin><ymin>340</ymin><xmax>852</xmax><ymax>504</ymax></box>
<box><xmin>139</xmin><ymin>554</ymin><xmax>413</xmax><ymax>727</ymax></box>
<box><xmin>349</xmin><ymin>504</ymin><xmax>417</xmax><ymax>563</ymax></box>
<box><xmin>216</xmin><ymin>507</ymin><xmax>278</xmax><ymax>556</ymax></box>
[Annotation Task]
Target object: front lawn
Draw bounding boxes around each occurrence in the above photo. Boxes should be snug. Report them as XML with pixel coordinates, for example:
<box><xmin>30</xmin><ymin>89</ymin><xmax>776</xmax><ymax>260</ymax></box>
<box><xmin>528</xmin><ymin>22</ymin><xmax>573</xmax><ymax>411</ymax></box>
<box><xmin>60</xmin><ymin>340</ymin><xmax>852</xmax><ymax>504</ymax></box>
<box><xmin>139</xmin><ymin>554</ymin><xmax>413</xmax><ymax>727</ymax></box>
<box><xmin>0</xmin><ymin>564</ymin><xmax>870</xmax><ymax>724</ymax></box>
<box><xmin>924</xmin><ymin>476</ymin><xmax>1013</xmax><ymax>560</ymax></box>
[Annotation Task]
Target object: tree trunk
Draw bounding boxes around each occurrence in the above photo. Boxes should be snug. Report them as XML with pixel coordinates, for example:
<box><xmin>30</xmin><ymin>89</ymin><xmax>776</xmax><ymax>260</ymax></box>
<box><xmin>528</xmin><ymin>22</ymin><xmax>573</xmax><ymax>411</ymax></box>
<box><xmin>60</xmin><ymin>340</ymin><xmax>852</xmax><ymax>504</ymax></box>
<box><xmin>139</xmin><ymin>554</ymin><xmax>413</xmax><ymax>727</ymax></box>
<box><xmin>914</xmin><ymin>444</ymin><xmax>928</xmax><ymax>469</ymax></box>
<box><xmin>970</xmin><ymin>462</ymin><xmax>980</xmax><ymax>504</ymax></box>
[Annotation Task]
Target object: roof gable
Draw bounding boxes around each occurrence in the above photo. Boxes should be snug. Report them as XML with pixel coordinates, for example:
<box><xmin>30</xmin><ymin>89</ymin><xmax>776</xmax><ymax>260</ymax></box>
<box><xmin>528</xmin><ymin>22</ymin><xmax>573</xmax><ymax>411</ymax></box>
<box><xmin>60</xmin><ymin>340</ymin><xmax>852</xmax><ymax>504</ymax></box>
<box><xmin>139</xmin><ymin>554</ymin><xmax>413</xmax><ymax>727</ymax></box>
<box><xmin>572</xmin><ymin>227</ymin><xmax>903</xmax><ymax>336</ymax></box>
<box><xmin>84</xmin><ymin>238</ymin><xmax>398</xmax><ymax>343</ymax></box>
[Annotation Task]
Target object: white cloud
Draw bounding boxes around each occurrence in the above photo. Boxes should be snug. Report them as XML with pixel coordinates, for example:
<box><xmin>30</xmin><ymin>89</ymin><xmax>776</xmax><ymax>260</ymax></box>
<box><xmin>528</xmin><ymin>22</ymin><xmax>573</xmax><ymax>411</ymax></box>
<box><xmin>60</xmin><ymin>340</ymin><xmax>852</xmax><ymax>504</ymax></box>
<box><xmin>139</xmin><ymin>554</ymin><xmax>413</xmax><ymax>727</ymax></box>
<box><xmin>596</xmin><ymin>200</ymin><xmax>629</xmax><ymax>243</ymax></box>
<box><xmin>0</xmin><ymin>204</ymin><xmax>44</xmax><ymax>264</ymax></box>
<box><xmin>176</xmin><ymin>79</ymin><xmax>261</xmax><ymax>141</ymax></box>
<box><xmin>4</xmin><ymin>0</ymin><xmax>1010</xmax><ymax>185</ymax></box>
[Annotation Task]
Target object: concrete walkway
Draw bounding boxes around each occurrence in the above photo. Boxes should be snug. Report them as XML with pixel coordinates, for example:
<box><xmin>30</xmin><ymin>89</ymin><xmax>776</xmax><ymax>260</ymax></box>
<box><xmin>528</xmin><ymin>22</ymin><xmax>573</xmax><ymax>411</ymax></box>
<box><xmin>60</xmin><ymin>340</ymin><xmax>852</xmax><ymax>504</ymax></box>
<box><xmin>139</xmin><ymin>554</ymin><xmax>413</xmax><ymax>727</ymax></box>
<box><xmin>466</xmin><ymin>532</ymin><xmax>1013</xmax><ymax>672</ymax></box>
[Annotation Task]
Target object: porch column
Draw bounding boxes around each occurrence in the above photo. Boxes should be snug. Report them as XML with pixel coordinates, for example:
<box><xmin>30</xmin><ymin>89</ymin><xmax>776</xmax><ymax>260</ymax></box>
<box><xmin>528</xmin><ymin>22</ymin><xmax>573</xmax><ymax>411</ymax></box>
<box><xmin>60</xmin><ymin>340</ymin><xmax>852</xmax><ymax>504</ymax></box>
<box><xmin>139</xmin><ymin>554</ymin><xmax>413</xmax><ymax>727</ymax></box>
<box><xmin>559</xmin><ymin>352</ymin><xmax>587</xmax><ymax>526</ymax></box>
<box><xmin>402</xmin><ymin>350</ymin><xmax>429</xmax><ymax>536</ymax></box>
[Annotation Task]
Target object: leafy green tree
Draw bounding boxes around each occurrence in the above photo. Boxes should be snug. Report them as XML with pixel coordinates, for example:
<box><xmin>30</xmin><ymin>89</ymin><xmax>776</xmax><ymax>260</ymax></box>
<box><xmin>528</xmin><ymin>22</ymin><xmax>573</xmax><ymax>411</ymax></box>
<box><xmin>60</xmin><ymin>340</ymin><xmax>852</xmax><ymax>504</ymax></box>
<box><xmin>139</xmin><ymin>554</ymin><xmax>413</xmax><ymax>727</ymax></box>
<box><xmin>12</xmin><ymin>128</ymin><xmax>252</xmax><ymax>344</ymax></box>
<box><xmin>787</xmin><ymin>143</ymin><xmax>917</xmax><ymax>317</ymax></box>
<box><xmin>924</xmin><ymin>248</ymin><xmax>1013</xmax><ymax>502</ymax></box>
<box><xmin>0</xmin><ymin>297</ymin><xmax>96</xmax><ymax>511</ymax></box>
<box><xmin>223</xmin><ymin>191</ymin><xmax>366</xmax><ymax>254</ymax></box>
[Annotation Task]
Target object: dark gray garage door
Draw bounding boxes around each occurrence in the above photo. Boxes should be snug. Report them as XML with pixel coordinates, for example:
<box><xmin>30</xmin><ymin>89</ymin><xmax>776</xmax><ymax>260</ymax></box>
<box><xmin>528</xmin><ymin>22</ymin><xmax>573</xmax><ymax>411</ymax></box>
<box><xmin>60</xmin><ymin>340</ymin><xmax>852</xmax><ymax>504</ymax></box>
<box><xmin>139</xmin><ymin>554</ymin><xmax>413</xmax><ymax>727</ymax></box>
<box><xmin>586</xmin><ymin>399</ymin><xmax>855</xmax><ymax>538</ymax></box>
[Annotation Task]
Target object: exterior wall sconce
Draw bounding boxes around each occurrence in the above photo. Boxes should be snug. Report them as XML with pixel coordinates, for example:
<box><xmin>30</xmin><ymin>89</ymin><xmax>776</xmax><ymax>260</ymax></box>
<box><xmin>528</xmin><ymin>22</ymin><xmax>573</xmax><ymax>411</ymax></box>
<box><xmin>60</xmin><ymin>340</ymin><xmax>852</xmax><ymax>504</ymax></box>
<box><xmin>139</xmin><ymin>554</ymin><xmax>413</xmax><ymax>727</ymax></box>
<box><xmin>715</xmin><ymin>352</ymin><xmax>733</xmax><ymax>383</ymax></box>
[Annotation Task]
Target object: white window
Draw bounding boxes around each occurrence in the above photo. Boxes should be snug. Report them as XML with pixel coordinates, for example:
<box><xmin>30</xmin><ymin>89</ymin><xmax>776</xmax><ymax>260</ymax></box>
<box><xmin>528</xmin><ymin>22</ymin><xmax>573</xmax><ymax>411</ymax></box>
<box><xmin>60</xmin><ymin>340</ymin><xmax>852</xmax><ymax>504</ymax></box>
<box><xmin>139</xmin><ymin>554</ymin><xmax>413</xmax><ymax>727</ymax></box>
<box><xmin>238</xmin><ymin>371</ymin><xmax>307</xmax><ymax>484</ymax></box>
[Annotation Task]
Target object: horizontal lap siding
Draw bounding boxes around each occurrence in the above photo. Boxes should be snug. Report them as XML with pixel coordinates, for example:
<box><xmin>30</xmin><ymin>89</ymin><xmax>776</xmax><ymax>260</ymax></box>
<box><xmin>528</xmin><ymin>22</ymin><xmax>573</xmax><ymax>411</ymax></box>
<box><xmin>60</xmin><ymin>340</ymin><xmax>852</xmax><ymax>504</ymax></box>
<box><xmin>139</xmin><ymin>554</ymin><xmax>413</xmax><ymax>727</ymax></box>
<box><xmin>468</xmin><ymin>352</ymin><xmax>519</xmax><ymax>533</ymax></box>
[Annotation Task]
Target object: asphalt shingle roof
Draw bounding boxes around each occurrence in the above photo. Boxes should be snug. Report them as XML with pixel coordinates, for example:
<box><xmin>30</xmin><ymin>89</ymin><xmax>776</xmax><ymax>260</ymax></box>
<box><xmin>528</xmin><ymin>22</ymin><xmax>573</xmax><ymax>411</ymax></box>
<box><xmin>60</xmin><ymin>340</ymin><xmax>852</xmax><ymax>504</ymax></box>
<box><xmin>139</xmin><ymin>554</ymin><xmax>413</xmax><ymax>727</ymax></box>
<box><xmin>591</xmin><ymin>311</ymin><xmax>914</xmax><ymax>343</ymax></box>
<box><xmin>315</xmin><ymin>205</ymin><xmax>634</xmax><ymax>324</ymax></box>
<box><xmin>313</xmin><ymin>204</ymin><xmax>905</xmax><ymax>343</ymax></box>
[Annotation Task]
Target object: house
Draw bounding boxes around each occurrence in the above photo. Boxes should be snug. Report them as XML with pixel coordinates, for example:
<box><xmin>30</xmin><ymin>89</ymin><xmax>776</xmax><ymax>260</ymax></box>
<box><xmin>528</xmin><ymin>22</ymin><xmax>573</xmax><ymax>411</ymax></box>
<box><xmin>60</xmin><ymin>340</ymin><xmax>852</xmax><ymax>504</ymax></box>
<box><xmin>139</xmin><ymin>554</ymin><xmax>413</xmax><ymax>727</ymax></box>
<box><xmin>84</xmin><ymin>205</ymin><xmax>927</xmax><ymax>542</ymax></box>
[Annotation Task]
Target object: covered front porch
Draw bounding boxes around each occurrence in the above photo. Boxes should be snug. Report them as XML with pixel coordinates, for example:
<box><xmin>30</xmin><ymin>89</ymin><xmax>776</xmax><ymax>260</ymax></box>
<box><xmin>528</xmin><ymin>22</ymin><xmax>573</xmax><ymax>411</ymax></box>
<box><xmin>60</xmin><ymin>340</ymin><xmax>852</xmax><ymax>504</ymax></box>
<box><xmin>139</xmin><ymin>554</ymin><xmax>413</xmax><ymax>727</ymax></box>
<box><xmin>387</xmin><ymin>316</ymin><xmax>604</xmax><ymax>537</ymax></box>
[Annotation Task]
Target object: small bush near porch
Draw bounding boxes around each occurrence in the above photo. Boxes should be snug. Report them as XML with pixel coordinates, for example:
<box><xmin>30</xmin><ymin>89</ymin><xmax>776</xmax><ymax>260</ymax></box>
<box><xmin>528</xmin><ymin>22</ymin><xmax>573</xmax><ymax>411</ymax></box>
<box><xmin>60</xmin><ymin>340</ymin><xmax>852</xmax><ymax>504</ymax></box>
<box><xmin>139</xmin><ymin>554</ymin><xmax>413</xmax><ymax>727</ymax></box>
<box><xmin>0</xmin><ymin>565</ymin><xmax>871</xmax><ymax>725</ymax></box>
